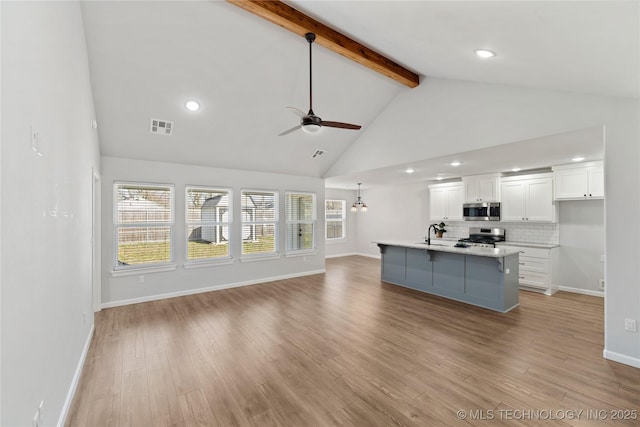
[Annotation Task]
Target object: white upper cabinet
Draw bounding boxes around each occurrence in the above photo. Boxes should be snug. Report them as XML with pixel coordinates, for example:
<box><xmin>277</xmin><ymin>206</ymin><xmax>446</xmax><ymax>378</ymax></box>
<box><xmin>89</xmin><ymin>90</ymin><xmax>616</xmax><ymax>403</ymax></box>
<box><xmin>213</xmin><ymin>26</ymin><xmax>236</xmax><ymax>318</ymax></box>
<box><xmin>500</xmin><ymin>173</ymin><xmax>556</xmax><ymax>222</ymax></box>
<box><xmin>429</xmin><ymin>182</ymin><xmax>463</xmax><ymax>221</ymax></box>
<box><xmin>552</xmin><ymin>161</ymin><xmax>604</xmax><ymax>200</ymax></box>
<box><xmin>462</xmin><ymin>174</ymin><xmax>501</xmax><ymax>202</ymax></box>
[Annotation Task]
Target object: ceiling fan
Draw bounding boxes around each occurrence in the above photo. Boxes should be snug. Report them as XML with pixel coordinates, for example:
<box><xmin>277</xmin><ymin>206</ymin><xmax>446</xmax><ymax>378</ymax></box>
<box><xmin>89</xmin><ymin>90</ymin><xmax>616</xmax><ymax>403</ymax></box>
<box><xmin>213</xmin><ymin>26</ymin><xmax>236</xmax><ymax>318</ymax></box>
<box><xmin>279</xmin><ymin>32</ymin><xmax>362</xmax><ymax>136</ymax></box>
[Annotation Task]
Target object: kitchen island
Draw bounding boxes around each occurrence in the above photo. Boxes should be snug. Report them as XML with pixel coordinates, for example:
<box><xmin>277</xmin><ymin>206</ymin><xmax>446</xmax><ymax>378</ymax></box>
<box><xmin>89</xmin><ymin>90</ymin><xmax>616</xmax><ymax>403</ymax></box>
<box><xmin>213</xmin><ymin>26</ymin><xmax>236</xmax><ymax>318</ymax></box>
<box><xmin>375</xmin><ymin>241</ymin><xmax>521</xmax><ymax>312</ymax></box>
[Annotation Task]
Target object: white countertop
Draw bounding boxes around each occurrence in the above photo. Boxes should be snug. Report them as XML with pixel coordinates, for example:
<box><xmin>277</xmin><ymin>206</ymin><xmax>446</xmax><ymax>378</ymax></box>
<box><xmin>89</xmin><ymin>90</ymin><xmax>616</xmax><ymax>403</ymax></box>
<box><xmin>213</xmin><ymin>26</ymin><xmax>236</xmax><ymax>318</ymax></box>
<box><xmin>374</xmin><ymin>240</ymin><xmax>522</xmax><ymax>258</ymax></box>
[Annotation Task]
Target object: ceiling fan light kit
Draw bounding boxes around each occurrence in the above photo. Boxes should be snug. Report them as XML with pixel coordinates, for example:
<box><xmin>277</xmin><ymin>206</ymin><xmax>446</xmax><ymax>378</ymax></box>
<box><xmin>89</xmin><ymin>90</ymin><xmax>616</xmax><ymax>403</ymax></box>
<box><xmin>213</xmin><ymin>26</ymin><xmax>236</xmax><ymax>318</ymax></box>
<box><xmin>279</xmin><ymin>32</ymin><xmax>362</xmax><ymax>136</ymax></box>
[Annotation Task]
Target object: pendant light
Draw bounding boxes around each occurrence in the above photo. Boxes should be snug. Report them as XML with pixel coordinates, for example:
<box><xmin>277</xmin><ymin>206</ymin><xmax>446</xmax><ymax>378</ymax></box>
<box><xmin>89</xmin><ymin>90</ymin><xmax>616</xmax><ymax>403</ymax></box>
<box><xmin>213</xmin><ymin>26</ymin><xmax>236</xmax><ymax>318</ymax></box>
<box><xmin>351</xmin><ymin>183</ymin><xmax>368</xmax><ymax>212</ymax></box>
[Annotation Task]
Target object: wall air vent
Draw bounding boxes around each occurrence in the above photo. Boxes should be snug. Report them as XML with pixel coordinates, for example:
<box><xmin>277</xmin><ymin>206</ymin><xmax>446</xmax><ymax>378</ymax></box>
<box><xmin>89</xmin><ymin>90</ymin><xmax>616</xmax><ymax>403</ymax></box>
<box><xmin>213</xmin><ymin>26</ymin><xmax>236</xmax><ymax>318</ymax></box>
<box><xmin>312</xmin><ymin>149</ymin><xmax>326</xmax><ymax>158</ymax></box>
<box><xmin>150</xmin><ymin>118</ymin><xmax>174</xmax><ymax>135</ymax></box>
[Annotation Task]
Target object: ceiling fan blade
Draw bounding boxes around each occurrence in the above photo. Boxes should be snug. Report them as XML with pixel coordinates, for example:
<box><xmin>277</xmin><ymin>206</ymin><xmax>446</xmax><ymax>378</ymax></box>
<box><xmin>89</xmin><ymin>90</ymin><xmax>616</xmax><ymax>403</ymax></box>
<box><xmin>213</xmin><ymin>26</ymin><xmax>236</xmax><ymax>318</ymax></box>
<box><xmin>286</xmin><ymin>107</ymin><xmax>306</xmax><ymax>117</ymax></box>
<box><xmin>278</xmin><ymin>124</ymin><xmax>302</xmax><ymax>136</ymax></box>
<box><xmin>320</xmin><ymin>121</ymin><xmax>362</xmax><ymax>130</ymax></box>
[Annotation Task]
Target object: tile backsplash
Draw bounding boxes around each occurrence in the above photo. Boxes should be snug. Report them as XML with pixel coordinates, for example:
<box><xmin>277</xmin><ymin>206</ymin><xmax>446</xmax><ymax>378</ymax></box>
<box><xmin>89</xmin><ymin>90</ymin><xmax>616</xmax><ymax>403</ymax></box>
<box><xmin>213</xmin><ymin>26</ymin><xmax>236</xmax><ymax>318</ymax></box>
<box><xmin>439</xmin><ymin>221</ymin><xmax>559</xmax><ymax>245</ymax></box>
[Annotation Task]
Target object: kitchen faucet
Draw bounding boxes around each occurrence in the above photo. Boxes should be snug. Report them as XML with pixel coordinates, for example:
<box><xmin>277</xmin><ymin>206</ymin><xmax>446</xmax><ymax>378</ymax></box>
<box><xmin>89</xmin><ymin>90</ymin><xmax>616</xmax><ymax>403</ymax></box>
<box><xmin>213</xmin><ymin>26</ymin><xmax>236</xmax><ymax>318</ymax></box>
<box><xmin>426</xmin><ymin>223</ymin><xmax>438</xmax><ymax>245</ymax></box>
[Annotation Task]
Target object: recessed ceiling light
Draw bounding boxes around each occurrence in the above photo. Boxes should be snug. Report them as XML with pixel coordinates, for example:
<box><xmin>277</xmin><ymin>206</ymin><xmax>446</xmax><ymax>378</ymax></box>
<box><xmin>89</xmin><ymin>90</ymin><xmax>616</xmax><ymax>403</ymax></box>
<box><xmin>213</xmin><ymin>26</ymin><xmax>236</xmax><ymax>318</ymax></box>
<box><xmin>475</xmin><ymin>49</ymin><xmax>496</xmax><ymax>59</ymax></box>
<box><xmin>450</xmin><ymin>161</ymin><xmax>462</xmax><ymax>167</ymax></box>
<box><xmin>572</xmin><ymin>157</ymin><xmax>585</xmax><ymax>162</ymax></box>
<box><xmin>436</xmin><ymin>177</ymin><xmax>444</xmax><ymax>181</ymax></box>
<box><xmin>405</xmin><ymin>168</ymin><xmax>415</xmax><ymax>174</ymax></box>
<box><xmin>185</xmin><ymin>100</ymin><xmax>200</xmax><ymax>111</ymax></box>
<box><xmin>511</xmin><ymin>167</ymin><xmax>521</xmax><ymax>172</ymax></box>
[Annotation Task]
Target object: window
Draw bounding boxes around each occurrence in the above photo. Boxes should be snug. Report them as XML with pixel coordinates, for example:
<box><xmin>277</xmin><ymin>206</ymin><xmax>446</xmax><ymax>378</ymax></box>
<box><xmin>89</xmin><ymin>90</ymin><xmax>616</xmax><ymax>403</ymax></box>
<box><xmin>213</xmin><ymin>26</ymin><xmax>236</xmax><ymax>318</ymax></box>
<box><xmin>285</xmin><ymin>192</ymin><xmax>316</xmax><ymax>253</ymax></box>
<box><xmin>114</xmin><ymin>182</ymin><xmax>174</xmax><ymax>269</ymax></box>
<box><xmin>325</xmin><ymin>199</ymin><xmax>346</xmax><ymax>240</ymax></box>
<box><xmin>241</xmin><ymin>190</ymin><xmax>278</xmax><ymax>256</ymax></box>
<box><xmin>186</xmin><ymin>187</ymin><xmax>232</xmax><ymax>262</ymax></box>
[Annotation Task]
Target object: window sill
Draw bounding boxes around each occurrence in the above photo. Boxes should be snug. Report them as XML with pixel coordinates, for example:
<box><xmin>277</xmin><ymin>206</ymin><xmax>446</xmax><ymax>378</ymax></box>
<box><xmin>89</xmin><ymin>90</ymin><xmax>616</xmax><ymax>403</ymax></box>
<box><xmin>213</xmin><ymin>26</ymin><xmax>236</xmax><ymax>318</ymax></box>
<box><xmin>285</xmin><ymin>250</ymin><xmax>318</xmax><ymax>258</ymax></box>
<box><xmin>183</xmin><ymin>258</ymin><xmax>235</xmax><ymax>269</ymax></box>
<box><xmin>240</xmin><ymin>254</ymin><xmax>281</xmax><ymax>263</ymax></box>
<box><xmin>111</xmin><ymin>263</ymin><xmax>177</xmax><ymax>277</ymax></box>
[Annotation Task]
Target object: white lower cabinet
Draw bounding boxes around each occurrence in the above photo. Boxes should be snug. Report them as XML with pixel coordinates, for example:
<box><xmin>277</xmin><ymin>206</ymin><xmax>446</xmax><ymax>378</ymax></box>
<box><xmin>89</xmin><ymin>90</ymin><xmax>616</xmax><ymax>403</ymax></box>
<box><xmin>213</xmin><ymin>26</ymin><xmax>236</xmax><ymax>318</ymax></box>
<box><xmin>497</xmin><ymin>244</ymin><xmax>559</xmax><ymax>295</ymax></box>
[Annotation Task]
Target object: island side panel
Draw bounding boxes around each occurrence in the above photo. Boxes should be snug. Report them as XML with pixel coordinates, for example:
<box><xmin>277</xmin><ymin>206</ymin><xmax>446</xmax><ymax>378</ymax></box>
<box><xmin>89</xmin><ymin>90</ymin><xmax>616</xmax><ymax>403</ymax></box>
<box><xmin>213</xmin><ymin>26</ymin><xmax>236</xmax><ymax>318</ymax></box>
<box><xmin>406</xmin><ymin>248</ymin><xmax>433</xmax><ymax>291</ymax></box>
<box><xmin>464</xmin><ymin>255</ymin><xmax>505</xmax><ymax>311</ymax></box>
<box><xmin>380</xmin><ymin>245</ymin><xmax>406</xmax><ymax>283</ymax></box>
<box><xmin>431</xmin><ymin>251</ymin><xmax>465</xmax><ymax>297</ymax></box>
<box><xmin>502</xmin><ymin>253</ymin><xmax>520</xmax><ymax>311</ymax></box>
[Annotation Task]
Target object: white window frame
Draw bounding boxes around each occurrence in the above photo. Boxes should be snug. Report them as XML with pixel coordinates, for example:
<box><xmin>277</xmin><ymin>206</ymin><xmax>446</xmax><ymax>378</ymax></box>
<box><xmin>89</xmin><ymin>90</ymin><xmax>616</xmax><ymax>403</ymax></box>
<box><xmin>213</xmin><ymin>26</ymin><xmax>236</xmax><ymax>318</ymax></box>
<box><xmin>325</xmin><ymin>199</ymin><xmax>346</xmax><ymax>241</ymax></box>
<box><xmin>185</xmin><ymin>186</ymin><xmax>233</xmax><ymax>267</ymax></box>
<box><xmin>240</xmin><ymin>189</ymin><xmax>280</xmax><ymax>260</ymax></box>
<box><xmin>112</xmin><ymin>181</ymin><xmax>175</xmax><ymax>274</ymax></box>
<box><xmin>285</xmin><ymin>191</ymin><xmax>317</xmax><ymax>256</ymax></box>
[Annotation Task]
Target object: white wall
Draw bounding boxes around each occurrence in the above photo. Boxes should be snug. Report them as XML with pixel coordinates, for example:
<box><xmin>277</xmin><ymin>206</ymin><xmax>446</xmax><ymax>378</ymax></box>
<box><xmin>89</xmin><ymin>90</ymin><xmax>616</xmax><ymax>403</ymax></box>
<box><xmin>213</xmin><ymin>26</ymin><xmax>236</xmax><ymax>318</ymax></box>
<box><xmin>101</xmin><ymin>157</ymin><xmax>325</xmax><ymax>306</ymax></box>
<box><xmin>337</xmin><ymin>78</ymin><xmax>639</xmax><ymax>367</ymax></box>
<box><xmin>558</xmin><ymin>200</ymin><xmax>605</xmax><ymax>294</ymax></box>
<box><xmin>355</xmin><ymin>183</ymin><xmax>430</xmax><ymax>257</ymax></box>
<box><xmin>1</xmin><ymin>2</ymin><xmax>101</xmax><ymax>426</ymax></box>
<box><xmin>324</xmin><ymin>188</ymin><xmax>358</xmax><ymax>257</ymax></box>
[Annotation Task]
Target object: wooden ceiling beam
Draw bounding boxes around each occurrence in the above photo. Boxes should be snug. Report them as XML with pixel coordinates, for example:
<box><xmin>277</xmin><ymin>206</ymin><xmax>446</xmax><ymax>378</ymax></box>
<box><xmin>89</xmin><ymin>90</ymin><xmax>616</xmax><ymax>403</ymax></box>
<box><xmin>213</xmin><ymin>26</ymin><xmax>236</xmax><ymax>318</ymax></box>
<box><xmin>227</xmin><ymin>0</ymin><xmax>420</xmax><ymax>88</ymax></box>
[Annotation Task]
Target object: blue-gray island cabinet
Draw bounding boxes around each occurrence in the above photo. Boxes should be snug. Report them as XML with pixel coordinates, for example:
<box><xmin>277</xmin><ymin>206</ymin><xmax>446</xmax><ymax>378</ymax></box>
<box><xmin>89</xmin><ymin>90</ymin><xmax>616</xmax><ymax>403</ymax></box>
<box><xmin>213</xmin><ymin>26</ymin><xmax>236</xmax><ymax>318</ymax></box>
<box><xmin>375</xmin><ymin>241</ymin><xmax>522</xmax><ymax>313</ymax></box>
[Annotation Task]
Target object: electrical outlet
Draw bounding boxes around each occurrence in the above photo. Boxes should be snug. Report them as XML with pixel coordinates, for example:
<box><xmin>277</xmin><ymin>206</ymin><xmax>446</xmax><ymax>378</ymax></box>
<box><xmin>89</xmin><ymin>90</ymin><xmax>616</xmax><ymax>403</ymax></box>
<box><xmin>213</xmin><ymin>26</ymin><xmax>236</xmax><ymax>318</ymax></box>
<box><xmin>624</xmin><ymin>318</ymin><xmax>637</xmax><ymax>332</ymax></box>
<box><xmin>83</xmin><ymin>312</ymin><xmax>87</xmax><ymax>324</ymax></box>
<box><xmin>505</xmin><ymin>268</ymin><xmax>510</xmax><ymax>274</ymax></box>
<box><xmin>138</xmin><ymin>275</ymin><xmax>145</xmax><ymax>284</ymax></box>
<box><xmin>598</xmin><ymin>279</ymin><xmax>605</xmax><ymax>290</ymax></box>
<box><xmin>600</xmin><ymin>254</ymin><xmax>605</xmax><ymax>263</ymax></box>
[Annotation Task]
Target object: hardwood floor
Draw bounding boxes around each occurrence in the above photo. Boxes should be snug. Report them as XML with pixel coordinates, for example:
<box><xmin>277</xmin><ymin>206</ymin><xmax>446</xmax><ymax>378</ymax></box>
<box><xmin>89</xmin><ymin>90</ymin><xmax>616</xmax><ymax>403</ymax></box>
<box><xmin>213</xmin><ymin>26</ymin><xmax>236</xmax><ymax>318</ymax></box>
<box><xmin>67</xmin><ymin>256</ymin><xmax>640</xmax><ymax>426</ymax></box>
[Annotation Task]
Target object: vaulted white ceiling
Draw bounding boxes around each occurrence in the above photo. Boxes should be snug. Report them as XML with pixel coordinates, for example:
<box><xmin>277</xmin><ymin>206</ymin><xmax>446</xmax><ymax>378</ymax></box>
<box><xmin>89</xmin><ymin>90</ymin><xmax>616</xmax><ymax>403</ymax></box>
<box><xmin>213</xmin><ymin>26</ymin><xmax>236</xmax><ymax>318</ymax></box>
<box><xmin>81</xmin><ymin>1</ymin><xmax>638</xmax><ymax>183</ymax></box>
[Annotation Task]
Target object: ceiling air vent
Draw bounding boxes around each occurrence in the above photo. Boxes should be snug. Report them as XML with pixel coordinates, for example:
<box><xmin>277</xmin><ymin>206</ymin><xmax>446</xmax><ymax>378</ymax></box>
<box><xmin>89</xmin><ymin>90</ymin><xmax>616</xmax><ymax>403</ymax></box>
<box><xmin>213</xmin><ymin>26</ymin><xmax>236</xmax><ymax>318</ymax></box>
<box><xmin>312</xmin><ymin>149</ymin><xmax>326</xmax><ymax>158</ymax></box>
<box><xmin>150</xmin><ymin>118</ymin><xmax>173</xmax><ymax>135</ymax></box>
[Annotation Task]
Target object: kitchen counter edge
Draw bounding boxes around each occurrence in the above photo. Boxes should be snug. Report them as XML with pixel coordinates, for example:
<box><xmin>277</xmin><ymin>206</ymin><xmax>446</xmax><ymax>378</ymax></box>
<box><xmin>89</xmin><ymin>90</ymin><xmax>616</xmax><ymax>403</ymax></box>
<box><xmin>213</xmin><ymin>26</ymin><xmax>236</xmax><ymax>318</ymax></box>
<box><xmin>373</xmin><ymin>241</ymin><xmax>521</xmax><ymax>258</ymax></box>
<box><xmin>497</xmin><ymin>242</ymin><xmax>559</xmax><ymax>249</ymax></box>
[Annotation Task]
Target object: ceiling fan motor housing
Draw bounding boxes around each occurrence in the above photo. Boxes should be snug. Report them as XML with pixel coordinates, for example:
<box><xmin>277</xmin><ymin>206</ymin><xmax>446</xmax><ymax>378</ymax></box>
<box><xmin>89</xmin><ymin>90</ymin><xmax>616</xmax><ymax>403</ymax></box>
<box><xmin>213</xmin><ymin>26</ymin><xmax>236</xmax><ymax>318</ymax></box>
<box><xmin>302</xmin><ymin>115</ymin><xmax>322</xmax><ymax>126</ymax></box>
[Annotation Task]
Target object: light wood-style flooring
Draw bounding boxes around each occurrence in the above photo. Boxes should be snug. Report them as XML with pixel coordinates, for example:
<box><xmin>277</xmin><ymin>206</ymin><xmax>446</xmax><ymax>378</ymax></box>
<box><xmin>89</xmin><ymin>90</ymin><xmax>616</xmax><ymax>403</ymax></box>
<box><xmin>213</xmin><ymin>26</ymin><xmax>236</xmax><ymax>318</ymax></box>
<box><xmin>67</xmin><ymin>256</ymin><xmax>640</xmax><ymax>426</ymax></box>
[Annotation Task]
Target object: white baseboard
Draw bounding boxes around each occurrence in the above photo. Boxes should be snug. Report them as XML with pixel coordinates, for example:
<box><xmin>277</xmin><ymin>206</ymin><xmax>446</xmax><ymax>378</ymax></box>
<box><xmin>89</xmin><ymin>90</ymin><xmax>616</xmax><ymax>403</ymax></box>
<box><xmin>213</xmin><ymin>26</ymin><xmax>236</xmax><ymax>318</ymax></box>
<box><xmin>357</xmin><ymin>252</ymin><xmax>381</xmax><ymax>259</ymax></box>
<box><xmin>101</xmin><ymin>269</ymin><xmax>326</xmax><ymax>309</ymax></box>
<box><xmin>57</xmin><ymin>324</ymin><xmax>94</xmax><ymax>427</ymax></box>
<box><xmin>325</xmin><ymin>252</ymin><xmax>358</xmax><ymax>259</ymax></box>
<box><xmin>558</xmin><ymin>286</ymin><xmax>604</xmax><ymax>297</ymax></box>
<box><xmin>603</xmin><ymin>349</ymin><xmax>640</xmax><ymax>368</ymax></box>
<box><xmin>326</xmin><ymin>252</ymin><xmax>382</xmax><ymax>259</ymax></box>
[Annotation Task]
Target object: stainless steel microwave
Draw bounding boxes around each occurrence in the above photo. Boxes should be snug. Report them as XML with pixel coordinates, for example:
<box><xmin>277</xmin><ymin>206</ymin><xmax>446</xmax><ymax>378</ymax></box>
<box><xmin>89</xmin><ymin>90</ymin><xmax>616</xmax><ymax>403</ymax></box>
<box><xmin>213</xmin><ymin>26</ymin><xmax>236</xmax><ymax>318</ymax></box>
<box><xmin>463</xmin><ymin>202</ymin><xmax>500</xmax><ymax>221</ymax></box>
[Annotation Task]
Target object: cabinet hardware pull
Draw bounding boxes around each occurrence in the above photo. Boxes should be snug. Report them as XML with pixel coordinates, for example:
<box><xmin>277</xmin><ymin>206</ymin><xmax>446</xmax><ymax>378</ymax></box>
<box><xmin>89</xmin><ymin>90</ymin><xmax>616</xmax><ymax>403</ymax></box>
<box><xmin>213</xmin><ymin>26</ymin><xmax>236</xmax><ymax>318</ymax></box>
<box><xmin>519</xmin><ymin>276</ymin><xmax>525</xmax><ymax>279</ymax></box>
<box><xmin>519</xmin><ymin>262</ymin><xmax>525</xmax><ymax>265</ymax></box>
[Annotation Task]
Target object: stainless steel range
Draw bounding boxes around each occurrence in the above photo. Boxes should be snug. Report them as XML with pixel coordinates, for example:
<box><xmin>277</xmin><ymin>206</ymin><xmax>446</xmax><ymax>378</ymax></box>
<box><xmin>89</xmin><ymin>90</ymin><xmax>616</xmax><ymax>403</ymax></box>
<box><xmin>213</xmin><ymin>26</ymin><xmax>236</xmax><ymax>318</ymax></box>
<box><xmin>458</xmin><ymin>227</ymin><xmax>506</xmax><ymax>248</ymax></box>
